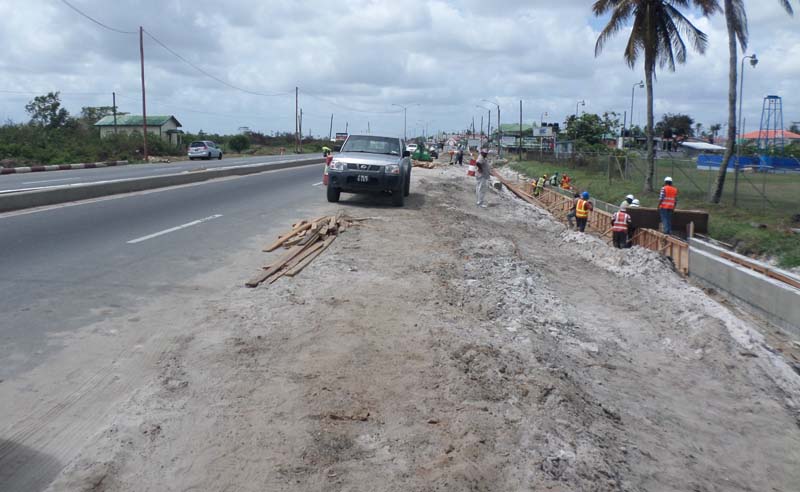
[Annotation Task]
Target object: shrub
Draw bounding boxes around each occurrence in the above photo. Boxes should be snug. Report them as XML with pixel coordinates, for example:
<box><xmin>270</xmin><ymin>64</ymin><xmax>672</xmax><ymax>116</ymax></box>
<box><xmin>228</xmin><ymin>134</ymin><xmax>250</xmax><ymax>153</ymax></box>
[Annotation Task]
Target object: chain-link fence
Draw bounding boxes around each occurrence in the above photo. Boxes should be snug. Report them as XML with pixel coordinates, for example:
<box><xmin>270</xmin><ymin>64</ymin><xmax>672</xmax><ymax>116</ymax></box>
<box><xmin>521</xmin><ymin>150</ymin><xmax>800</xmax><ymax>219</ymax></box>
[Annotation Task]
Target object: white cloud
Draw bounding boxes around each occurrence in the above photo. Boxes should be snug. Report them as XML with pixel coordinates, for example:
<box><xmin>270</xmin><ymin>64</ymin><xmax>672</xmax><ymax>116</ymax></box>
<box><xmin>0</xmin><ymin>0</ymin><xmax>798</xmax><ymax>135</ymax></box>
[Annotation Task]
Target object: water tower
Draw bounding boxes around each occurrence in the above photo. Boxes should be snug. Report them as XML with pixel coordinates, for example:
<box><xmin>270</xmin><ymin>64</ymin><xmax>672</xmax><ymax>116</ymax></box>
<box><xmin>756</xmin><ymin>95</ymin><xmax>785</xmax><ymax>154</ymax></box>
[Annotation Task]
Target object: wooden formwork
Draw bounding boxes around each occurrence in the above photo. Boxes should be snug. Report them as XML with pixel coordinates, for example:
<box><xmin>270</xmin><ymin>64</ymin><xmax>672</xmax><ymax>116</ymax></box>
<box><xmin>493</xmin><ymin>172</ymin><xmax>690</xmax><ymax>275</ymax></box>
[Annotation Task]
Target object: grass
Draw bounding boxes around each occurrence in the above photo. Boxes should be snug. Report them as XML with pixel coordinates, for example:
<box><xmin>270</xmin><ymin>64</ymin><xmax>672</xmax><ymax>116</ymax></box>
<box><xmin>509</xmin><ymin>158</ymin><xmax>800</xmax><ymax>268</ymax></box>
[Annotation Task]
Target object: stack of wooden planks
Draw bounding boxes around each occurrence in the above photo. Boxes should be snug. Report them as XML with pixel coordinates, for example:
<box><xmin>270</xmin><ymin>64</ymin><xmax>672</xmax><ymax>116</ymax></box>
<box><xmin>245</xmin><ymin>212</ymin><xmax>364</xmax><ymax>288</ymax></box>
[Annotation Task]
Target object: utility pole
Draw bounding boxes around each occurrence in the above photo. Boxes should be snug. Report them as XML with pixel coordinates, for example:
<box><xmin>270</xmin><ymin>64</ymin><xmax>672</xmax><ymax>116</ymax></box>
<box><xmin>480</xmin><ymin>115</ymin><xmax>483</xmax><ymax>138</ymax></box>
<box><xmin>367</xmin><ymin>121</ymin><xmax>370</xmax><ymax>134</ymax></box>
<box><xmin>139</xmin><ymin>26</ymin><xmax>148</xmax><ymax>161</ymax></box>
<box><xmin>519</xmin><ymin>100</ymin><xmax>523</xmax><ymax>161</ymax></box>
<box><xmin>295</xmin><ymin>87</ymin><xmax>299</xmax><ymax>153</ymax></box>
<box><xmin>328</xmin><ymin>114</ymin><xmax>334</xmax><ymax>141</ymax></box>
<box><xmin>112</xmin><ymin>91</ymin><xmax>118</xmax><ymax>135</ymax></box>
<box><xmin>299</xmin><ymin>108</ymin><xmax>303</xmax><ymax>149</ymax></box>
<box><xmin>345</xmin><ymin>121</ymin><xmax>348</xmax><ymax>134</ymax></box>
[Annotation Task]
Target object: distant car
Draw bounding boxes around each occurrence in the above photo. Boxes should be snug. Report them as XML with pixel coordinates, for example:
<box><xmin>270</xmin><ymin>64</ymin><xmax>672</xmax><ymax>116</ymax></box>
<box><xmin>188</xmin><ymin>141</ymin><xmax>223</xmax><ymax>160</ymax></box>
<box><xmin>406</xmin><ymin>143</ymin><xmax>418</xmax><ymax>153</ymax></box>
<box><xmin>326</xmin><ymin>135</ymin><xmax>411</xmax><ymax>207</ymax></box>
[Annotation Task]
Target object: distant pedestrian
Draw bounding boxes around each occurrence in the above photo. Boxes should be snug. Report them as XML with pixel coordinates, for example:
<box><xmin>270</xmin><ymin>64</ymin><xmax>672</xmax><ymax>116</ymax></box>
<box><xmin>659</xmin><ymin>177</ymin><xmax>678</xmax><ymax>235</ymax></box>
<box><xmin>456</xmin><ymin>147</ymin><xmax>464</xmax><ymax>166</ymax></box>
<box><xmin>566</xmin><ymin>192</ymin><xmax>580</xmax><ymax>229</ymax></box>
<box><xmin>475</xmin><ymin>148</ymin><xmax>491</xmax><ymax>208</ymax></box>
<box><xmin>575</xmin><ymin>191</ymin><xmax>593</xmax><ymax>232</ymax></box>
<box><xmin>612</xmin><ymin>204</ymin><xmax>632</xmax><ymax>249</ymax></box>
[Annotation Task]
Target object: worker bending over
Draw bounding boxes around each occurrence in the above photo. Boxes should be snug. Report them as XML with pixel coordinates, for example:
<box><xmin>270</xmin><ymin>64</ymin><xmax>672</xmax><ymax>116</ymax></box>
<box><xmin>611</xmin><ymin>204</ymin><xmax>632</xmax><ymax>249</ymax></box>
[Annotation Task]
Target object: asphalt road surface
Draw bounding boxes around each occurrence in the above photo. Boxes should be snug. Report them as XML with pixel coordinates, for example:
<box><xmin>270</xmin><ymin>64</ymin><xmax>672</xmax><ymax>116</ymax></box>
<box><xmin>0</xmin><ymin>154</ymin><xmax>316</xmax><ymax>193</ymax></box>
<box><xmin>0</xmin><ymin>162</ymin><xmax>325</xmax><ymax>380</ymax></box>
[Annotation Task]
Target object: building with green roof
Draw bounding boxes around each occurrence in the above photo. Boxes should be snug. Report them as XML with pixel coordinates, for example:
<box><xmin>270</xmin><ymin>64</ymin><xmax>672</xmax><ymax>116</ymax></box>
<box><xmin>95</xmin><ymin>115</ymin><xmax>183</xmax><ymax>146</ymax></box>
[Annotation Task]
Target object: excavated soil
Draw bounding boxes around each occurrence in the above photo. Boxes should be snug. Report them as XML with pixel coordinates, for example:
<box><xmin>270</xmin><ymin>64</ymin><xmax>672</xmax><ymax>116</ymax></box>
<box><xmin>45</xmin><ymin>164</ymin><xmax>800</xmax><ymax>491</ymax></box>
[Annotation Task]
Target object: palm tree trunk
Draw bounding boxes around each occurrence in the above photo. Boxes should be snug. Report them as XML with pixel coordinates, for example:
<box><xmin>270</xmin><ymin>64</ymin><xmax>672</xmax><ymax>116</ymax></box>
<box><xmin>711</xmin><ymin>0</ymin><xmax>738</xmax><ymax>203</ymax></box>
<box><xmin>643</xmin><ymin>65</ymin><xmax>655</xmax><ymax>192</ymax></box>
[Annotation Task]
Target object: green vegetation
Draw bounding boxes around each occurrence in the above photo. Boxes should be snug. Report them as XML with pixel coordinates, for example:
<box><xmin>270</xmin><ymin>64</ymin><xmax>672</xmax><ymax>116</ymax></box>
<box><xmin>509</xmin><ymin>158</ymin><xmax>800</xmax><ymax>267</ymax></box>
<box><xmin>227</xmin><ymin>134</ymin><xmax>251</xmax><ymax>153</ymax></box>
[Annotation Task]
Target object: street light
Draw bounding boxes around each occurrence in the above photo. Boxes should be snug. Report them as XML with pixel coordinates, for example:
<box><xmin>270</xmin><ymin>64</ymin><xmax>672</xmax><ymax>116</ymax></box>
<box><xmin>734</xmin><ymin>53</ymin><xmax>758</xmax><ymax>206</ymax></box>
<box><xmin>629</xmin><ymin>80</ymin><xmax>644</xmax><ymax>136</ymax></box>
<box><xmin>575</xmin><ymin>100</ymin><xmax>586</xmax><ymax>118</ymax></box>
<box><xmin>482</xmin><ymin>99</ymin><xmax>501</xmax><ymax>156</ymax></box>
<box><xmin>391</xmin><ymin>103</ymin><xmax>419</xmax><ymax>142</ymax></box>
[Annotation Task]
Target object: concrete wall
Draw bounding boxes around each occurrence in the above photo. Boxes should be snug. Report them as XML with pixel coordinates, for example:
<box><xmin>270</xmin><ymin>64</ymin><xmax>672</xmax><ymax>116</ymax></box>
<box><xmin>689</xmin><ymin>240</ymin><xmax>800</xmax><ymax>335</ymax></box>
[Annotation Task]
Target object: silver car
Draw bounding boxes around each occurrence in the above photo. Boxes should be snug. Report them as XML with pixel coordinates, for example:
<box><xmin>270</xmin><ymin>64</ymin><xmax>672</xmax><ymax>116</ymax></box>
<box><xmin>188</xmin><ymin>140</ymin><xmax>223</xmax><ymax>160</ymax></box>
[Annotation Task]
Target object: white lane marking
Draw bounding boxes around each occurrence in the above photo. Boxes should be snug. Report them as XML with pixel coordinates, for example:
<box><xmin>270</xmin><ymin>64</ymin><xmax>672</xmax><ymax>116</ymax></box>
<box><xmin>312</xmin><ymin>182</ymin><xmax>323</xmax><ymax>186</ymax></box>
<box><xmin>127</xmin><ymin>214</ymin><xmax>223</xmax><ymax>244</ymax></box>
<box><xmin>21</xmin><ymin>177</ymin><xmax>80</xmax><ymax>185</ymax></box>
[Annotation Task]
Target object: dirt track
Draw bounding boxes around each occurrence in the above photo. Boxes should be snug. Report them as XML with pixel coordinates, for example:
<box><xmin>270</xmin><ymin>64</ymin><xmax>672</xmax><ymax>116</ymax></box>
<box><xmin>25</xmin><ymin>164</ymin><xmax>800</xmax><ymax>490</ymax></box>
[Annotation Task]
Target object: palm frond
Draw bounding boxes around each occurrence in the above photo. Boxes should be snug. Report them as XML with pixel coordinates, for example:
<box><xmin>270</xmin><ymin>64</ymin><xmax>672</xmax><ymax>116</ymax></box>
<box><xmin>595</xmin><ymin>1</ymin><xmax>635</xmax><ymax>56</ymax></box>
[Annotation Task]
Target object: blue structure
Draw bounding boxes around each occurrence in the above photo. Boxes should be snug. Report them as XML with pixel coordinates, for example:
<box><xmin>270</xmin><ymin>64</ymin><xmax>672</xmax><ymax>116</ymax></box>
<box><xmin>697</xmin><ymin>155</ymin><xmax>800</xmax><ymax>172</ymax></box>
<box><xmin>757</xmin><ymin>95</ymin><xmax>786</xmax><ymax>153</ymax></box>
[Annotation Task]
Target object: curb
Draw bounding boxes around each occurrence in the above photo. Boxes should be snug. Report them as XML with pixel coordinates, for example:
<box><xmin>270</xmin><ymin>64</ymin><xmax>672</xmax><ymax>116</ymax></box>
<box><xmin>0</xmin><ymin>160</ymin><xmax>129</xmax><ymax>175</ymax></box>
<box><xmin>0</xmin><ymin>157</ymin><xmax>323</xmax><ymax>213</ymax></box>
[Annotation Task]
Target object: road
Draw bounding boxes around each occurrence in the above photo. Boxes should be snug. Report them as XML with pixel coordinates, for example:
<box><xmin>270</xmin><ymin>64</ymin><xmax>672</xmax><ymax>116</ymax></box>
<box><xmin>0</xmin><ymin>154</ymin><xmax>316</xmax><ymax>193</ymax></box>
<box><xmin>0</xmin><ymin>162</ymin><xmax>324</xmax><ymax>380</ymax></box>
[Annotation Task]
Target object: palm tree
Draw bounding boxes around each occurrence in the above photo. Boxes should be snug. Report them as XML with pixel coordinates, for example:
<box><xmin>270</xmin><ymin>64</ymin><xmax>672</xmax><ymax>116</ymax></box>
<box><xmin>593</xmin><ymin>0</ymin><xmax>718</xmax><ymax>192</ymax></box>
<box><xmin>709</xmin><ymin>123</ymin><xmax>722</xmax><ymax>142</ymax></box>
<box><xmin>709</xmin><ymin>0</ymin><xmax>794</xmax><ymax>204</ymax></box>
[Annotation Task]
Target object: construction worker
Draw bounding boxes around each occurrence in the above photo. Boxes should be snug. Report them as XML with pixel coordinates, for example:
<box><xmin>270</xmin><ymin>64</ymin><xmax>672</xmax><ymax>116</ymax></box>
<box><xmin>456</xmin><ymin>147</ymin><xmax>464</xmax><ymax>166</ymax></box>
<box><xmin>659</xmin><ymin>177</ymin><xmax>678</xmax><ymax>235</ymax></box>
<box><xmin>534</xmin><ymin>175</ymin><xmax>545</xmax><ymax>196</ymax></box>
<box><xmin>620</xmin><ymin>194</ymin><xmax>634</xmax><ymax>209</ymax></box>
<box><xmin>575</xmin><ymin>191</ymin><xmax>593</xmax><ymax>232</ymax></box>
<box><xmin>475</xmin><ymin>148</ymin><xmax>491</xmax><ymax>208</ymax></box>
<box><xmin>630</xmin><ymin>198</ymin><xmax>641</xmax><ymax>208</ymax></box>
<box><xmin>612</xmin><ymin>204</ymin><xmax>632</xmax><ymax>249</ymax></box>
<box><xmin>549</xmin><ymin>172</ymin><xmax>560</xmax><ymax>186</ymax></box>
<box><xmin>561</xmin><ymin>174</ymin><xmax>571</xmax><ymax>190</ymax></box>
<box><xmin>566</xmin><ymin>192</ymin><xmax>580</xmax><ymax>229</ymax></box>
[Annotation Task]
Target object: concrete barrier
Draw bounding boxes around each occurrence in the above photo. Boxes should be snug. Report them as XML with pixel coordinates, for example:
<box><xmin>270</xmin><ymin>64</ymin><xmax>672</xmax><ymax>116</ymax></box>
<box><xmin>689</xmin><ymin>239</ymin><xmax>800</xmax><ymax>335</ymax></box>
<box><xmin>0</xmin><ymin>157</ymin><xmax>323</xmax><ymax>213</ymax></box>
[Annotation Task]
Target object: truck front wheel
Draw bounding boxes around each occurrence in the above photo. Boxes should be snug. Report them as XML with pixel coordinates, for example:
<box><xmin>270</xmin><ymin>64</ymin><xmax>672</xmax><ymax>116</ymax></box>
<box><xmin>326</xmin><ymin>185</ymin><xmax>340</xmax><ymax>203</ymax></box>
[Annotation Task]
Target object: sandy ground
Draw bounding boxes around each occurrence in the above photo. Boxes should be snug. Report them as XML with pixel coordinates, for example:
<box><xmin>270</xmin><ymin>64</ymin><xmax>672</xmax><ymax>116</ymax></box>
<box><xmin>6</xmin><ymin>163</ymin><xmax>800</xmax><ymax>491</ymax></box>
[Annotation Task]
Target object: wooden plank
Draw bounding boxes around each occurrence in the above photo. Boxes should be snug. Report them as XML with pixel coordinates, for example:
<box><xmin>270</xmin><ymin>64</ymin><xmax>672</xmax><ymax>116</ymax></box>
<box><xmin>263</xmin><ymin>222</ymin><xmax>313</xmax><ymax>252</ymax></box>
<box><xmin>286</xmin><ymin>236</ymin><xmax>336</xmax><ymax>277</ymax></box>
<box><xmin>246</xmin><ymin>241</ymin><xmax>318</xmax><ymax>288</ymax></box>
<box><xmin>268</xmin><ymin>240</ymin><xmax>327</xmax><ymax>284</ymax></box>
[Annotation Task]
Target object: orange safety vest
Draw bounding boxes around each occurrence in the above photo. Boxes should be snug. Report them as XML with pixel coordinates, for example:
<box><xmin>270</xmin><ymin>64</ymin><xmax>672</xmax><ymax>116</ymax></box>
<box><xmin>660</xmin><ymin>185</ymin><xmax>677</xmax><ymax>210</ymax></box>
<box><xmin>612</xmin><ymin>211</ymin><xmax>630</xmax><ymax>232</ymax></box>
<box><xmin>576</xmin><ymin>199</ymin><xmax>590</xmax><ymax>219</ymax></box>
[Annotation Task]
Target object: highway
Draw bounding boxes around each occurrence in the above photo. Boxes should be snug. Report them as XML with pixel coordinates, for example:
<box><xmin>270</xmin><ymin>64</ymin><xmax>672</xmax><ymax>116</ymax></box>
<box><xmin>0</xmin><ymin>154</ymin><xmax>315</xmax><ymax>193</ymax></box>
<box><xmin>0</xmin><ymin>162</ymin><xmax>325</xmax><ymax>380</ymax></box>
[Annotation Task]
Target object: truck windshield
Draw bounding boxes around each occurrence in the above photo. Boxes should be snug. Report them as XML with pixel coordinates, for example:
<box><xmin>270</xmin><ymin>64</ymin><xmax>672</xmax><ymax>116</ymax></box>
<box><xmin>341</xmin><ymin>136</ymin><xmax>400</xmax><ymax>155</ymax></box>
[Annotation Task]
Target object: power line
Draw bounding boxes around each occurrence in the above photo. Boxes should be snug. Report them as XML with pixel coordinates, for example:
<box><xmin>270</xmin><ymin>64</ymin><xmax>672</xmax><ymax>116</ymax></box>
<box><xmin>142</xmin><ymin>29</ymin><xmax>293</xmax><ymax>98</ymax></box>
<box><xmin>300</xmin><ymin>91</ymin><xmax>403</xmax><ymax>115</ymax></box>
<box><xmin>59</xmin><ymin>0</ymin><xmax>136</xmax><ymax>34</ymax></box>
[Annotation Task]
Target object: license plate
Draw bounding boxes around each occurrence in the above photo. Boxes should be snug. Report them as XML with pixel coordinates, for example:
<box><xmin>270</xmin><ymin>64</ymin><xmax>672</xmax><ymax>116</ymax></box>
<box><xmin>357</xmin><ymin>175</ymin><xmax>369</xmax><ymax>183</ymax></box>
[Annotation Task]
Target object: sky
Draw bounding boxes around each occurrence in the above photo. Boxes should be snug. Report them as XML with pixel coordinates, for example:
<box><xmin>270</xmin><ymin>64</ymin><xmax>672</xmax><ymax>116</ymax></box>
<box><xmin>0</xmin><ymin>0</ymin><xmax>798</xmax><ymax>138</ymax></box>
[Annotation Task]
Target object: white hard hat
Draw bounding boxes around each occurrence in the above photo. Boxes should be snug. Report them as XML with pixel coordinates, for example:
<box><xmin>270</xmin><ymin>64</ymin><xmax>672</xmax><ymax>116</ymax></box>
<box><xmin>664</xmin><ymin>176</ymin><xmax>673</xmax><ymax>182</ymax></box>
<box><xmin>632</xmin><ymin>199</ymin><xmax>641</xmax><ymax>207</ymax></box>
<box><xmin>626</xmin><ymin>194</ymin><xmax>634</xmax><ymax>200</ymax></box>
